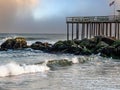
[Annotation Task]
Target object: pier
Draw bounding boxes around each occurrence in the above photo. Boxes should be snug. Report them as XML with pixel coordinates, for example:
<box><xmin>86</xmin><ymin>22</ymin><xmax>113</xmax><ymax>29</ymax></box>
<box><xmin>66</xmin><ymin>15</ymin><xmax>120</xmax><ymax>40</ymax></box>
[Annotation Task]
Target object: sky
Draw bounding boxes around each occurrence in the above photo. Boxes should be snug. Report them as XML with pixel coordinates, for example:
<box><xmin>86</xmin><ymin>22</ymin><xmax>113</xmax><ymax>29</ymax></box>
<box><xmin>0</xmin><ymin>0</ymin><xmax>120</xmax><ymax>33</ymax></box>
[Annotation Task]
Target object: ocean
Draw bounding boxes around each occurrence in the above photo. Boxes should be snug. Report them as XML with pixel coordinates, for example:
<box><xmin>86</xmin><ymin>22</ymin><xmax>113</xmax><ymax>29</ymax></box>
<box><xmin>0</xmin><ymin>33</ymin><xmax>120</xmax><ymax>90</ymax></box>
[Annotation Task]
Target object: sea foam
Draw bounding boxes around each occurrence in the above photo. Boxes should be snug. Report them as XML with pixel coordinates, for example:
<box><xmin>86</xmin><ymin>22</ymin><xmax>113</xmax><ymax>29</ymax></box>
<box><xmin>2</xmin><ymin>36</ymin><xmax>17</xmax><ymax>42</ymax></box>
<box><xmin>71</xmin><ymin>57</ymin><xmax>79</xmax><ymax>64</ymax></box>
<box><xmin>0</xmin><ymin>62</ymin><xmax>50</xmax><ymax>77</ymax></box>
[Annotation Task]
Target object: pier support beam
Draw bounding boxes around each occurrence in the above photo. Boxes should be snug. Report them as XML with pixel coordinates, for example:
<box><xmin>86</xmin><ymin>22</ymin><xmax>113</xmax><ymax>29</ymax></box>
<box><xmin>110</xmin><ymin>23</ymin><xmax>112</xmax><ymax>37</ymax></box>
<box><xmin>95</xmin><ymin>23</ymin><xmax>98</xmax><ymax>36</ymax></box>
<box><xmin>115</xmin><ymin>23</ymin><xmax>117</xmax><ymax>39</ymax></box>
<box><xmin>76</xmin><ymin>23</ymin><xmax>79</xmax><ymax>39</ymax></box>
<box><xmin>106</xmin><ymin>23</ymin><xmax>108</xmax><ymax>36</ymax></box>
<box><xmin>72</xmin><ymin>23</ymin><xmax>74</xmax><ymax>40</ymax></box>
<box><xmin>67</xmin><ymin>23</ymin><xmax>69</xmax><ymax>40</ymax></box>
<box><xmin>118</xmin><ymin>22</ymin><xmax>120</xmax><ymax>40</ymax></box>
<box><xmin>98</xmin><ymin>23</ymin><xmax>101</xmax><ymax>36</ymax></box>
<box><xmin>86</xmin><ymin>23</ymin><xmax>89</xmax><ymax>38</ymax></box>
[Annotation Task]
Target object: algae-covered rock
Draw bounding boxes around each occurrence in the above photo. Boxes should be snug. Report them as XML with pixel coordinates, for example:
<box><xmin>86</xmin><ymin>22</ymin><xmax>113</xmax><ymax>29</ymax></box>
<box><xmin>51</xmin><ymin>41</ymin><xmax>65</xmax><ymax>51</ymax></box>
<box><xmin>47</xmin><ymin>59</ymin><xmax>73</xmax><ymax>69</ymax></box>
<box><xmin>81</xmin><ymin>47</ymin><xmax>92</xmax><ymax>55</ymax></box>
<box><xmin>79</xmin><ymin>38</ymin><xmax>96</xmax><ymax>50</ymax></box>
<box><xmin>112</xmin><ymin>40</ymin><xmax>120</xmax><ymax>48</ymax></box>
<box><xmin>99</xmin><ymin>39</ymin><xmax>120</xmax><ymax>59</ymax></box>
<box><xmin>93</xmin><ymin>41</ymin><xmax>109</xmax><ymax>54</ymax></box>
<box><xmin>1</xmin><ymin>37</ymin><xmax>27</xmax><ymax>50</ymax></box>
<box><xmin>51</xmin><ymin>40</ymin><xmax>77</xmax><ymax>53</ymax></box>
<box><xmin>14</xmin><ymin>37</ymin><xmax>27</xmax><ymax>49</ymax></box>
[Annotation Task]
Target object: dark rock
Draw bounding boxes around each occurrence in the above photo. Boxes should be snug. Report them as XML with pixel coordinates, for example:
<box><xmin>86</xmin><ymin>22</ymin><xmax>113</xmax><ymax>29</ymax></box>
<box><xmin>93</xmin><ymin>36</ymin><xmax>115</xmax><ymax>45</ymax></box>
<box><xmin>80</xmin><ymin>47</ymin><xmax>92</xmax><ymax>55</ymax></box>
<box><xmin>51</xmin><ymin>40</ymin><xmax>77</xmax><ymax>53</ymax></box>
<box><xmin>0</xmin><ymin>48</ymin><xmax>8</xmax><ymax>51</ymax></box>
<box><xmin>101</xmin><ymin>37</ymin><xmax>115</xmax><ymax>45</ymax></box>
<box><xmin>31</xmin><ymin>42</ymin><xmax>52</xmax><ymax>51</ymax></box>
<box><xmin>112</xmin><ymin>40</ymin><xmax>120</xmax><ymax>48</ymax></box>
<box><xmin>99</xmin><ymin>39</ymin><xmax>120</xmax><ymax>59</ymax></box>
<box><xmin>51</xmin><ymin>41</ymin><xmax>65</xmax><ymax>51</ymax></box>
<box><xmin>79</xmin><ymin>38</ymin><xmax>96</xmax><ymax>50</ymax></box>
<box><xmin>93</xmin><ymin>41</ymin><xmax>109</xmax><ymax>54</ymax></box>
<box><xmin>1</xmin><ymin>37</ymin><xmax>27</xmax><ymax>50</ymax></box>
<box><xmin>73</xmin><ymin>39</ymin><xmax>81</xmax><ymax>45</ymax></box>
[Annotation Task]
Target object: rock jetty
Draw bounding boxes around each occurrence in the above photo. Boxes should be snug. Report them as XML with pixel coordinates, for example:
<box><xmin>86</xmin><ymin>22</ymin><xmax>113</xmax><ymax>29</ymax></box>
<box><xmin>0</xmin><ymin>36</ymin><xmax>120</xmax><ymax>59</ymax></box>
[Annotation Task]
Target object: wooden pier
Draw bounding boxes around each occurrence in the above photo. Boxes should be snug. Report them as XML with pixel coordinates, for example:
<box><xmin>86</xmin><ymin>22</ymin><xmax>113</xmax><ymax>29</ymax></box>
<box><xmin>66</xmin><ymin>15</ymin><xmax>120</xmax><ymax>40</ymax></box>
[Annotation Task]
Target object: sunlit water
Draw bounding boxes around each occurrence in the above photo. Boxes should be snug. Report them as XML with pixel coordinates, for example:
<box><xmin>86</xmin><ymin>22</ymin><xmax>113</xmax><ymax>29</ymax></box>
<box><xmin>0</xmin><ymin>33</ymin><xmax>120</xmax><ymax>90</ymax></box>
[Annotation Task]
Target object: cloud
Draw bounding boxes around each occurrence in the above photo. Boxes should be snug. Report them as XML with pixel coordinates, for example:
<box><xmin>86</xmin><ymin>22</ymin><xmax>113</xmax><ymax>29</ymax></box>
<box><xmin>15</xmin><ymin>0</ymin><xmax>39</xmax><ymax>18</ymax></box>
<box><xmin>0</xmin><ymin>0</ymin><xmax>119</xmax><ymax>33</ymax></box>
<box><xmin>0</xmin><ymin>0</ymin><xmax>39</xmax><ymax>32</ymax></box>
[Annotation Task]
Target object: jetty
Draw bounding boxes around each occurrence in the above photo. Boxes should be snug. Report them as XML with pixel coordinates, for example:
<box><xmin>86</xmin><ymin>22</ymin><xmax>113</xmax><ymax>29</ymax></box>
<box><xmin>66</xmin><ymin>11</ymin><xmax>120</xmax><ymax>40</ymax></box>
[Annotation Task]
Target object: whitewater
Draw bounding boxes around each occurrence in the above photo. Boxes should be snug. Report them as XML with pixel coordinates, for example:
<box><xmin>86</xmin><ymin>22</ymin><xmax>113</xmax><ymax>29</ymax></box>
<box><xmin>0</xmin><ymin>33</ymin><xmax>120</xmax><ymax>90</ymax></box>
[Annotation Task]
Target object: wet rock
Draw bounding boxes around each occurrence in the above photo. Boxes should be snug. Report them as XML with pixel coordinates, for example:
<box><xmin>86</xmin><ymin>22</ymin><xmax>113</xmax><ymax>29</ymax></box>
<box><xmin>99</xmin><ymin>39</ymin><xmax>120</xmax><ymax>59</ymax></box>
<box><xmin>101</xmin><ymin>37</ymin><xmax>115</xmax><ymax>45</ymax></box>
<box><xmin>79</xmin><ymin>38</ymin><xmax>96</xmax><ymax>50</ymax></box>
<box><xmin>93</xmin><ymin>41</ymin><xmax>109</xmax><ymax>54</ymax></box>
<box><xmin>51</xmin><ymin>40</ymin><xmax>77</xmax><ymax>53</ymax></box>
<box><xmin>81</xmin><ymin>47</ymin><xmax>92</xmax><ymax>55</ymax></box>
<box><xmin>31</xmin><ymin>42</ymin><xmax>52</xmax><ymax>51</ymax></box>
<box><xmin>51</xmin><ymin>41</ymin><xmax>65</xmax><ymax>52</ymax></box>
<box><xmin>112</xmin><ymin>40</ymin><xmax>120</xmax><ymax>48</ymax></box>
<box><xmin>93</xmin><ymin>36</ymin><xmax>115</xmax><ymax>45</ymax></box>
<box><xmin>1</xmin><ymin>37</ymin><xmax>27</xmax><ymax>50</ymax></box>
<box><xmin>47</xmin><ymin>59</ymin><xmax>73</xmax><ymax>70</ymax></box>
<box><xmin>100</xmin><ymin>46</ymin><xmax>115</xmax><ymax>57</ymax></box>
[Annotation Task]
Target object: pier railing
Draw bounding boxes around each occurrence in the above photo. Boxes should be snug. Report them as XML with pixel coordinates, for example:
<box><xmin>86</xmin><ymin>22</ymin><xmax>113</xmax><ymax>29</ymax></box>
<box><xmin>66</xmin><ymin>15</ymin><xmax>120</xmax><ymax>23</ymax></box>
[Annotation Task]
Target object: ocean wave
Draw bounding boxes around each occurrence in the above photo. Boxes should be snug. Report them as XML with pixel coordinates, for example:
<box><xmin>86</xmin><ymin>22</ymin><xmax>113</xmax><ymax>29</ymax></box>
<box><xmin>1</xmin><ymin>36</ymin><xmax>49</xmax><ymax>41</ymax></box>
<box><xmin>0</xmin><ymin>62</ymin><xmax>50</xmax><ymax>77</ymax></box>
<box><xmin>2</xmin><ymin>36</ymin><xmax>17</xmax><ymax>42</ymax></box>
<box><xmin>0</xmin><ymin>56</ymin><xmax>99</xmax><ymax>77</ymax></box>
<box><xmin>26</xmin><ymin>37</ymin><xmax>50</xmax><ymax>40</ymax></box>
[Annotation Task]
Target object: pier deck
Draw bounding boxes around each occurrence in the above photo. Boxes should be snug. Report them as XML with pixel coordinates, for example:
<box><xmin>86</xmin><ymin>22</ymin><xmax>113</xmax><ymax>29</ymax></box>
<box><xmin>66</xmin><ymin>15</ymin><xmax>120</xmax><ymax>40</ymax></box>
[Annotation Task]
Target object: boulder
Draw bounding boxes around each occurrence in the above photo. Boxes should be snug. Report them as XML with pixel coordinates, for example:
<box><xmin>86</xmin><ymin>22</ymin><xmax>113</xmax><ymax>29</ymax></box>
<box><xmin>112</xmin><ymin>40</ymin><xmax>120</xmax><ymax>48</ymax></box>
<box><xmin>100</xmin><ymin>46</ymin><xmax>120</xmax><ymax>59</ymax></box>
<box><xmin>51</xmin><ymin>41</ymin><xmax>65</xmax><ymax>51</ymax></box>
<box><xmin>51</xmin><ymin>40</ymin><xmax>77</xmax><ymax>52</ymax></box>
<box><xmin>47</xmin><ymin>59</ymin><xmax>73</xmax><ymax>70</ymax></box>
<box><xmin>98</xmin><ymin>39</ymin><xmax>120</xmax><ymax>59</ymax></box>
<box><xmin>31</xmin><ymin>42</ymin><xmax>52</xmax><ymax>51</ymax></box>
<box><xmin>1</xmin><ymin>37</ymin><xmax>27</xmax><ymax>50</ymax></box>
<box><xmin>93</xmin><ymin>36</ymin><xmax>115</xmax><ymax>45</ymax></box>
<box><xmin>79</xmin><ymin>38</ymin><xmax>96</xmax><ymax>50</ymax></box>
<box><xmin>93</xmin><ymin>41</ymin><xmax>109</xmax><ymax>54</ymax></box>
<box><xmin>80</xmin><ymin>47</ymin><xmax>92</xmax><ymax>55</ymax></box>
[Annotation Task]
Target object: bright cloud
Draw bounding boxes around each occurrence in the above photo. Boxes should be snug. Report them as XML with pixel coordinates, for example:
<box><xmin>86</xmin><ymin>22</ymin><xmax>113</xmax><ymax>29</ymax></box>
<box><xmin>15</xmin><ymin>0</ymin><xmax>39</xmax><ymax>19</ymax></box>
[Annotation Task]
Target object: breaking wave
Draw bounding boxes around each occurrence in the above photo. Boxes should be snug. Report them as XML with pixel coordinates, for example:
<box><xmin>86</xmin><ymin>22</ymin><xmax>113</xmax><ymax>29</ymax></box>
<box><xmin>0</xmin><ymin>62</ymin><xmax>50</xmax><ymax>77</ymax></box>
<box><xmin>2</xmin><ymin>36</ymin><xmax>17</xmax><ymax>42</ymax></box>
<box><xmin>0</xmin><ymin>55</ymin><xmax>100</xmax><ymax>77</ymax></box>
